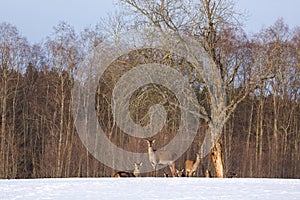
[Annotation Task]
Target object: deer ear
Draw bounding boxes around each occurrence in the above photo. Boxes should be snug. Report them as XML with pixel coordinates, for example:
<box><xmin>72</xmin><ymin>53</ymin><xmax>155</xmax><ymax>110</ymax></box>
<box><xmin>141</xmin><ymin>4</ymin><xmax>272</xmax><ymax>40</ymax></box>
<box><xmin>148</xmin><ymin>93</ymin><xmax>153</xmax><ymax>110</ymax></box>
<box><xmin>152</xmin><ymin>139</ymin><xmax>156</xmax><ymax>143</ymax></box>
<box><xmin>140</xmin><ymin>162</ymin><xmax>143</xmax><ymax>166</ymax></box>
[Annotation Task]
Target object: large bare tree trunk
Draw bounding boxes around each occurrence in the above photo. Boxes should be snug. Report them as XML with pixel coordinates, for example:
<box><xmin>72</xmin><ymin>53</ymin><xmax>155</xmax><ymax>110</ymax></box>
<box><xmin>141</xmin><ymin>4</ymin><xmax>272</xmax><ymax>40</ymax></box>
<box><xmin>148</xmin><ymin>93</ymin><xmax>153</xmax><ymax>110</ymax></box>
<box><xmin>211</xmin><ymin>142</ymin><xmax>225</xmax><ymax>178</ymax></box>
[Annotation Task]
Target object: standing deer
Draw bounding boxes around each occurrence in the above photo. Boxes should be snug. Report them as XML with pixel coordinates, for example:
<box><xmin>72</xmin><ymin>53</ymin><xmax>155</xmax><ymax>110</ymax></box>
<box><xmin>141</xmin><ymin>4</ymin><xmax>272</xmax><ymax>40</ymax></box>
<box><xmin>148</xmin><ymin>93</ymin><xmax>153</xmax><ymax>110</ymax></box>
<box><xmin>146</xmin><ymin>139</ymin><xmax>177</xmax><ymax>177</ymax></box>
<box><xmin>185</xmin><ymin>153</ymin><xmax>200</xmax><ymax>177</ymax></box>
<box><xmin>113</xmin><ymin>162</ymin><xmax>143</xmax><ymax>178</ymax></box>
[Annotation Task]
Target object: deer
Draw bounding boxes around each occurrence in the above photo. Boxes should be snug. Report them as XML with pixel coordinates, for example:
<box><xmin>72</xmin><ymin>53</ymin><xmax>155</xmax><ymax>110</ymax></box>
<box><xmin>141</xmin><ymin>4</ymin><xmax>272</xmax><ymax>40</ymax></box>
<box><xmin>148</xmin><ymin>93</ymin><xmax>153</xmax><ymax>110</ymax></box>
<box><xmin>227</xmin><ymin>172</ymin><xmax>238</xmax><ymax>178</ymax></box>
<box><xmin>113</xmin><ymin>162</ymin><xmax>143</xmax><ymax>178</ymax></box>
<box><xmin>113</xmin><ymin>171</ymin><xmax>135</xmax><ymax>178</ymax></box>
<box><xmin>163</xmin><ymin>171</ymin><xmax>169</xmax><ymax>178</ymax></box>
<box><xmin>133</xmin><ymin>162</ymin><xmax>143</xmax><ymax>177</ymax></box>
<box><xmin>205</xmin><ymin>169</ymin><xmax>211</xmax><ymax>178</ymax></box>
<box><xmin>145</xmin><ymin>139</ymin><xmax>177</xmax><ymax>177</ymax></box>
<box><xmin>185</xmin><ymin>153</ymin><xmax>200</xmax><ymax>177</ymax></box>
<box><xmin>175</xmin><ymin>169</ymin><xmax>185</xmax><ymax>177</ymax></box>
<box><xmin>165</xmin><ymin>169</ymin><xmax>184</xmax><ymax>177</ymax></box>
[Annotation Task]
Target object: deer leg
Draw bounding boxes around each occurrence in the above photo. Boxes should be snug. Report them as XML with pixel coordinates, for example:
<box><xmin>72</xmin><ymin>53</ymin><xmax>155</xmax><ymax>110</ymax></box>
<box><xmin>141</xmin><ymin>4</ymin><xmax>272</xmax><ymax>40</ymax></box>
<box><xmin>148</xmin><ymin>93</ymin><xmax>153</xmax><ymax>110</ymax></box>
<box><xmin>153</xmin><ymin>166</ymin><xmax>157</xmax><ymax>177</ymax></box>
<box><xmin>169</xmin><ymin>162</ymin><xmax>176</xmax><ymax>177</ymax></box>
<box><xmin>192</xmin><ymin>171</ymin><xmax>196</xmax><ymax>177</ymax></box>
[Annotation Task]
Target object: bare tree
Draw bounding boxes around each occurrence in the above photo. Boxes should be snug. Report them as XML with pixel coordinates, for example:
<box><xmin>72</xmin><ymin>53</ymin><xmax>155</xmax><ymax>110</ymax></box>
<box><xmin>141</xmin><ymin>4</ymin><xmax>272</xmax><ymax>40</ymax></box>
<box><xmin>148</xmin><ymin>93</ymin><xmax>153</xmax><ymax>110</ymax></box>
<box><xmin>44</xmin><ymin>22</ymin><xmax>80</xmax><ymax>177</ymax></box>
<box><xmin>0</xmin><ymin>22</ymin><xmax>29</xmax><ymax>178</ymax></box>
<box><xmin>118</xmin><ymin>0</ymin><xmax>278</xmax><ymax>177</ymax></box>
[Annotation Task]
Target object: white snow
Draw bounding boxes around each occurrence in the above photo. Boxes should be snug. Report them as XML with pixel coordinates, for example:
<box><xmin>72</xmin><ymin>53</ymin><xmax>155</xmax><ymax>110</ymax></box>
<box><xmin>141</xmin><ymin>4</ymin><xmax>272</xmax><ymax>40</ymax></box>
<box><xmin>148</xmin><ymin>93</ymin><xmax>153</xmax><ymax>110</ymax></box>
<box><xmin>0</xmin><ymin>178</ymin><xmax>299</xmax><ymax>200</ymax></box>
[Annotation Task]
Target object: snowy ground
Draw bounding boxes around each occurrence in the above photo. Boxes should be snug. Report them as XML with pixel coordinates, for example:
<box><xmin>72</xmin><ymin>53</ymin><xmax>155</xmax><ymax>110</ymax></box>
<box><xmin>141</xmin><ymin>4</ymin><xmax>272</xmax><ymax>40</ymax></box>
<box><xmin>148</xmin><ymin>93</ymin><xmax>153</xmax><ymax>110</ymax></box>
<box><xmin>0</xmin><ymin>178</ymin><xmax>299</xmax><ymax>200</ymax></box>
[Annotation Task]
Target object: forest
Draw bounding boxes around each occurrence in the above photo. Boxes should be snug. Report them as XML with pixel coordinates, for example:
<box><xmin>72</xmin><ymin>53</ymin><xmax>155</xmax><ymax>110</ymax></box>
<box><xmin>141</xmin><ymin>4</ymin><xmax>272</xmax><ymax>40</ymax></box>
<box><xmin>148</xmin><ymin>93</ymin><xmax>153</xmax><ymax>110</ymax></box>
<box><xmin>0</xmin><ymin>0</ymin><xmax>299</xmax><ymax>179</ymax></box>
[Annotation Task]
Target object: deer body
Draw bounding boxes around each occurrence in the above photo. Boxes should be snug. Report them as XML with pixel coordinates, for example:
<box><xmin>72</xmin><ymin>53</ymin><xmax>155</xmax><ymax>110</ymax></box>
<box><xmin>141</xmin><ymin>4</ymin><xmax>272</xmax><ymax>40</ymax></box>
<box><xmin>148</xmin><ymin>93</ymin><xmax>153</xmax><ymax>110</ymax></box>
<box><xmin>114</xmin><ymin>171</ymin><xmax>135</xmax><ymax>178</ymax></box>
<box><xmin>146</xmin><ymin>139</ymin><xmax>177</xmax><ymax>177</ymax></box>
<box><xmin>227</xmin><ymin>172</ymin><xmax>238</xmax><ymax>178</ymax></box>
<box><xmin>113</xmin><ymin>162</ymin><xmax>143</xmax><ymax>178</ymax></box>
<box><xmin>185</xmin><ymin>153</ymin><xmax>200</xmax><ymax>177</ymax></box>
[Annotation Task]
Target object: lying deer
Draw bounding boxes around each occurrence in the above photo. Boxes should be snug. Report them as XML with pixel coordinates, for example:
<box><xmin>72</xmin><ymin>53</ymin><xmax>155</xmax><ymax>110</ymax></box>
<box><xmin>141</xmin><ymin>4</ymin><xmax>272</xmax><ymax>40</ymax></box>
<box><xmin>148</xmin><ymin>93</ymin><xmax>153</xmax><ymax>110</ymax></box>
<box><xmin>146</xmin><ymin>139</ymin><xmax>177</xmax><ymax>177</ymax></box>
<box><xmin>163</xmin><ymin>171</ymin><xmax>169</xmax><ymax>178</ymax></box>
<box><xmin>113</xmin><ymin>162</ymin><xmax>143</xmax><ymax>178</ymax></box>
<box><xmin>175</xmin><ymin>169</ymin><xmax>185</xmax><ymax>177</ymax></box>
<box><xmin>227</xmin><ymin>172</ymin><xmax>238</xmax><ymax>178</ymax></box>
<box><xmin>205</xmin><ymin>169</ymin><xmax>211</xmax><ymax>178</ymax></box>
<box><xmin>185</xmin><ymin>153</ymin><xmax>200</xmax><ymax>177</ymax></box>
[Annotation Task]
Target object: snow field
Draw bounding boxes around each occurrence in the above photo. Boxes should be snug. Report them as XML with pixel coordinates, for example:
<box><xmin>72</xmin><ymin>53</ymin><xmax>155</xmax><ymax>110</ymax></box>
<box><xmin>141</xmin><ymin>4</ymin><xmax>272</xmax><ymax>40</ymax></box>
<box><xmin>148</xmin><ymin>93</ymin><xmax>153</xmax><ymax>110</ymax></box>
<box><xmin>0</xmin><ymin>178</ymin><xmax>299</xmax><ymax>200</ymax></box>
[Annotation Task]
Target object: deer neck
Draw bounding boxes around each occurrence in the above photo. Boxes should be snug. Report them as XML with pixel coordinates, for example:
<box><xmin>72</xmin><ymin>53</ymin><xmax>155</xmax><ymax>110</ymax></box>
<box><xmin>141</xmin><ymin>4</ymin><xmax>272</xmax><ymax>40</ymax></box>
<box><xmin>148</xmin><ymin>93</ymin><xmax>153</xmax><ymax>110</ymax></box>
<box><xmin>148</xmin><ymin>146</ymin><xmax>156</xmax><ymax>161</ymax></box>
<box><xmin>148</xmin><ymin>146</ymin><xmax>154</xmax><ymax>154</ymax></box>
<box><xmin>196</xmin><ymin>157</ymin><xmax>200</xmax><ymax>164</ymax></box>
<box><xmin>193</xmin><ymin>157</ymin><xmax>200</xmax><ymax>168</ymax></box>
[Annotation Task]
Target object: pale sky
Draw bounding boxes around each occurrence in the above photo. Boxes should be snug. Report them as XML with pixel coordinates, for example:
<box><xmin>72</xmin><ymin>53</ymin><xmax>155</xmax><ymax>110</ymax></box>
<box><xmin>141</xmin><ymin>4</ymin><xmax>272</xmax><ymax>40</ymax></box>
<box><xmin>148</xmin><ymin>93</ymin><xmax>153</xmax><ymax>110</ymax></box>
<box><xmin>236</xmin><ymin>0</ymin><xmax>300</xmax><ymax>33</ymax></box>
<box><xmin>0</xmin><ymin>0</ymin><xmax>299</xmax><ymax>43</ymax></box>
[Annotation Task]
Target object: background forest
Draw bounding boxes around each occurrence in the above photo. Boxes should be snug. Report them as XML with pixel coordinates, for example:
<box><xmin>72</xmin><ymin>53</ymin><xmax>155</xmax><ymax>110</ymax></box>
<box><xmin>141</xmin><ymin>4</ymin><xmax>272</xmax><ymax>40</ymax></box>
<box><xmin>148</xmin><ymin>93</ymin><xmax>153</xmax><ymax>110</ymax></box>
<box><xmin>0</xmin><ymin>0</ymin><xmax>299</xmax><ymax>179</ymax></box>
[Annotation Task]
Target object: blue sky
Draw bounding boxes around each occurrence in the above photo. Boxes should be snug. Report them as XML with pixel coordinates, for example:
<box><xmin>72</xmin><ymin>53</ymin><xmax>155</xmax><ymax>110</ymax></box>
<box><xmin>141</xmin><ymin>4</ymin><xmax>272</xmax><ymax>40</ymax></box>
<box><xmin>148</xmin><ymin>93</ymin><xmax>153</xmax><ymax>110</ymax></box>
<box><xmin>0</xmin><ymin>0</ymin><xmax>299</xmax><ymax>43</ymax></box>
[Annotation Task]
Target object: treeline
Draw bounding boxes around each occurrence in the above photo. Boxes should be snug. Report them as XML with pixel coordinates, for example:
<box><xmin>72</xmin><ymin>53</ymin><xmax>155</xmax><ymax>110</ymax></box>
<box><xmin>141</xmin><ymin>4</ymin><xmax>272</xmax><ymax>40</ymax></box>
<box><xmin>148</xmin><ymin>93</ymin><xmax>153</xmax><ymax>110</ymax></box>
<box><xmin>0</xmin><ymin>18</ymin><xmax>299</xmax><ymax>179</ymax></box>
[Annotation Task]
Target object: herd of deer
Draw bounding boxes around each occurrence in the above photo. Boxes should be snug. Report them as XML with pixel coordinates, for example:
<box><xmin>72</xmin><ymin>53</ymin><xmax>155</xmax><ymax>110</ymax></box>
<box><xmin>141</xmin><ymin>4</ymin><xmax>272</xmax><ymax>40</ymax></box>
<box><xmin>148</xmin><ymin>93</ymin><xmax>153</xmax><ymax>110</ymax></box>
<box><xmin>114</xmin><ymin>139</ymin><xmax>208</xmax><ymax>178</ymax></box>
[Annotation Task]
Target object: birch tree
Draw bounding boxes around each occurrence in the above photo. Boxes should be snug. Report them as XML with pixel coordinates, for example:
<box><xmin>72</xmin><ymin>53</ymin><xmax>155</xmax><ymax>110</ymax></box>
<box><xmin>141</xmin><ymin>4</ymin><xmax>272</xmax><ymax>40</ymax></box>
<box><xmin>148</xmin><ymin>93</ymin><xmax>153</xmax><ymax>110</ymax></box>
<box><xmin>44</xmin><ymin>22</ymin><xmax>79</xmax><ymax>177</ymax></box>
<box><xmin>0</xmin><ymin>22</ymin><xmax>29</xmax><ymax>178</ymax></box>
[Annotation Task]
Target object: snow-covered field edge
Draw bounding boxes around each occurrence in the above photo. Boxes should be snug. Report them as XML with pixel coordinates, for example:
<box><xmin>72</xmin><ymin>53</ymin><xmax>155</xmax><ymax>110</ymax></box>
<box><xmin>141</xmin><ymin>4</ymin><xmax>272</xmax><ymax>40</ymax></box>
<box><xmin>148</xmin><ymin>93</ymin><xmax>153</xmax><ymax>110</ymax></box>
<box><xmin>0</xmin><ymin>178</ymin><xmax>299</xmax><ymax>200</ymax></box>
